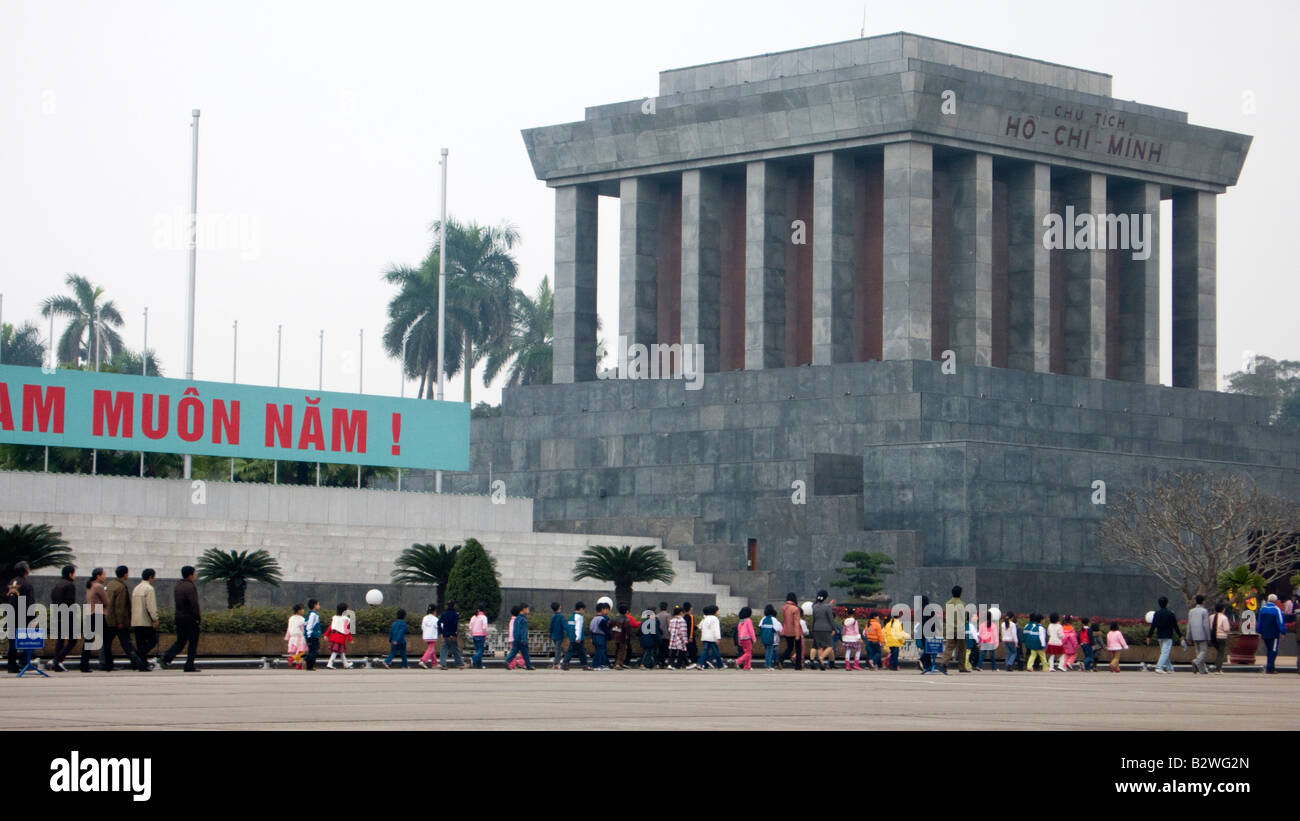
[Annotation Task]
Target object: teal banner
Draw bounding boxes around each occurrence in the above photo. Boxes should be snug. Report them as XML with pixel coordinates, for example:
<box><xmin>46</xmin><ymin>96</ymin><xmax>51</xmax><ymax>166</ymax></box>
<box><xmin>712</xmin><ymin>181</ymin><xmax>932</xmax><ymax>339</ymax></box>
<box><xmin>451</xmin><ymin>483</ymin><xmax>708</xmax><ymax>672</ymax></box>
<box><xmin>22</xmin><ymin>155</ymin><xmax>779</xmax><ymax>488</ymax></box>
<box><xmin>0</xmin><ymin>364</ymin><xmax>469</xmax><ymax>470</ymax></box>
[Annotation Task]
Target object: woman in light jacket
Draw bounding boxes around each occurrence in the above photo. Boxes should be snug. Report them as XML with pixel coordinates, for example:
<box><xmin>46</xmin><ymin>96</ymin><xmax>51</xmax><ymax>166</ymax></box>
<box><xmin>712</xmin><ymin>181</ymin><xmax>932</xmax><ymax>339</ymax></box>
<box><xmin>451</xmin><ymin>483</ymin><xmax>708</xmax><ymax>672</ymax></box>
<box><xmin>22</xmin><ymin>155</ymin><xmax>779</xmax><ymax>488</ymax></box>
<box><xmin>1000</xmin><ymin>612</ymin><xmax>1019</xmax><ymax>671</ymax></box>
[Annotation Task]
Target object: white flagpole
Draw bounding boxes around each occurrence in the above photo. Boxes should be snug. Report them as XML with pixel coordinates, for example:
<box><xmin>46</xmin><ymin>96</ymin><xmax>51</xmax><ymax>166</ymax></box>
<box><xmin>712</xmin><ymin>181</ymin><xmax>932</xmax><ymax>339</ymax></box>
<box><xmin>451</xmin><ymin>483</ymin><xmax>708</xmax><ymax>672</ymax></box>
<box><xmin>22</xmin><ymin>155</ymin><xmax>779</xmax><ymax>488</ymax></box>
<box><xmin>92</xmin><ymin>306</ymin><xmax>101</xmax><ymax>475</ymax></box>
<box><xmin>45</xmin><ymin>310</ymin><xmax>53</xmax><ymax>471</ymax></box>
<box><xmin>316</xmin><ymin>329</ymin><xmax>323</xmax><ymax>487</ymax></box>
<box><xmin>274</xmin><ymin>324</ymin><xmax>281</xmax><ymax>485</ymax></box>
<box><xmin>183</xmin><ymin>108</ymin><xmax>200</xmax><ymax>480</ymax></box>
<box><xmin>357</xmin><ymin>328</ymin><xmax>363</xmax><ymax>489</ymax></box>
<box><xmin>140</xmin><ymin>307</ymin><xmax>148</xmax><ymax>477</ymax></box>
<box><xmin>436</xmin><ymin>147</ymin><xmax>448</xmax><ymax>494</ymax></box>
<box><xmin>230</xmin><ymin>319</ymin><xmax>237</xmax><ymax>481</ymax></box>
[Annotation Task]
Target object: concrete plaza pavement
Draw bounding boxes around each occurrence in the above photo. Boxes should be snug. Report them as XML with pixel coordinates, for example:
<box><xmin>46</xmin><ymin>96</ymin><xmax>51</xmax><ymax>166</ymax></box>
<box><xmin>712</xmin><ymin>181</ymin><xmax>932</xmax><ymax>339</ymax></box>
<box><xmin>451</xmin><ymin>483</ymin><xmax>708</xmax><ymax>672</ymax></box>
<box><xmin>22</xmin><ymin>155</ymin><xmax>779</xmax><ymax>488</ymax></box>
<box><xmin>2</xmin><ymin>666</ymin><xmax>1297</xmax><ymax>730</ymax></box>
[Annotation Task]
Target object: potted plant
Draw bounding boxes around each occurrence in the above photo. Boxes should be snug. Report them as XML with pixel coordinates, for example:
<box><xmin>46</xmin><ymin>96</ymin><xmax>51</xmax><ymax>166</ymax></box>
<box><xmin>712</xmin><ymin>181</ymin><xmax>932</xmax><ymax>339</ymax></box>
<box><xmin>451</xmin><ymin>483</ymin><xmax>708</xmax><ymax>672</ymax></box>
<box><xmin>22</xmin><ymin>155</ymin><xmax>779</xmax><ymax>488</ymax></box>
<box><xmin>1218</xmin><ymin>564</ymin><xmax>1265</xmax><ymax>664</ymax></box>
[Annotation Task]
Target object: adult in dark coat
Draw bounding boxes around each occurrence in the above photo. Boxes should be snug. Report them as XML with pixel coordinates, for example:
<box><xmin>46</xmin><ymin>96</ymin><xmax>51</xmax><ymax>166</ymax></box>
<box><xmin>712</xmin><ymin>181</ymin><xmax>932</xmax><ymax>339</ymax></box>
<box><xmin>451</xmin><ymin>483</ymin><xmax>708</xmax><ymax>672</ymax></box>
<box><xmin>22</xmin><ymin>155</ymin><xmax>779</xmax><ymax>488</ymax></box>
<box><xmin>101</xmin><ymin>566</ymin><xmax>148</xmax><ymax>672</ymax></box>
<box><xmin>5</xmin><ymin>561</ymin><xmax>35</xmax><ymax>674</ymax></box>
<box><xmin>49</xmin><ymin>565</ymin><xmax>79</xmax><ymax>671</ymax></box>
<box><xmin>161</xmin><ymin>565</ymin><xmax>201</xmax><ymax>672</ymax></box>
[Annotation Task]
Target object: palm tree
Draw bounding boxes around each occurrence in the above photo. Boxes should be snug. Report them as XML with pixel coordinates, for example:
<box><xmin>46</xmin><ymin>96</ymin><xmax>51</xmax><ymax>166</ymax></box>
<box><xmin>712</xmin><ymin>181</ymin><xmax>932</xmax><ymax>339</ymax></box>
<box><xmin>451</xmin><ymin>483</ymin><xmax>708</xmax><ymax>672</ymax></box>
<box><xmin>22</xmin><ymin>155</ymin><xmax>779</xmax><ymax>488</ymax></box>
<box><xmin>0</xmin><ymin>524</ymin><xmax>74</xmax><ymax>587</ymax></box>
<box><xmin>196</xmin><ymin>548</ymin><xmax>283</xmax><ymax>609</ymax></box>
<box><xmin>484</xmin><ymin>276</ymin><xmax>553</xmax><ymax>388</ymax></box>
<box><xmin>1</xmin><ymin>322</ymin><xmax>47</xmax><ymax>368</ymax></box>
<box><xmin>382</xmin><ymin>261</ymin><xmax>458</xmax><ymax>399</ymax></box>
<box><xmin>382</xmin><ymin>218</ymin><xmax>520</xmax><ymax>404</ymax></box>
<box><xmin>391</xmin><ymin>542</ymin><xmax>461</xmax><ymax>608</ymax></box>
<box><xmin>572</xmin><ymin>544</ymin><xmax>675</xmax><ymax>608</ymax></box>
<box><xmin>40</xmin><ymin>274</ymin><xmax>125</xmax><ymax>366</ymax></box>
<box><xmin>105</xmin><ymin>346</ymin><xmax>163</xmax><ymax>376</ymax></box>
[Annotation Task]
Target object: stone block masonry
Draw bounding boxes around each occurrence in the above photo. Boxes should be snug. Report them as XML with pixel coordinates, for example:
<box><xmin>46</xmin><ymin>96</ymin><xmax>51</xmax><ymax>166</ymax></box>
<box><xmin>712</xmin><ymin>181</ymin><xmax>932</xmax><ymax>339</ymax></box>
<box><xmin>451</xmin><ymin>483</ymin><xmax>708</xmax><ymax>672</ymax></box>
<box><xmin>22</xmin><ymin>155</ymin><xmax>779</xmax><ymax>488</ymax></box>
<box><xmin>0</xmin><ymin>472</ymin><xmax>748</xmax><ymax>613</ymax></box>
<box><xmin>494</xmin><ymin>34</ymin><xmax>1270</xmax><ymax>617</ymax></box>
<box><xmin>437</xmin><ymin>360</ymin><xmax>1300</xmax><ymax>617</ymax></box>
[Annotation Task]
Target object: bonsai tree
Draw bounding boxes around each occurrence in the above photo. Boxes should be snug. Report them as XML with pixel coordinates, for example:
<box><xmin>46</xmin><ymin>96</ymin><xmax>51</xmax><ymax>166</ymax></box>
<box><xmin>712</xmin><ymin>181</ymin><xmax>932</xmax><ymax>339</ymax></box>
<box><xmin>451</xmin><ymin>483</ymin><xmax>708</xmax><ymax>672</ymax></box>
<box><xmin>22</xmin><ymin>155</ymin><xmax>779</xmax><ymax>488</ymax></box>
<box><xmin>572</xmin><ymin>544</ymin><xmax>674</xmax><ymax>608</ymax></box>
<box><xmin>1099</xmin><ymin>471</ymin><xmax>1300</xmax><ymax>608</ymax></box>
<box><xmin>391</xmin><ymin>542</ymin><xmax>461</xmax><ymax>609</ymax></box>
<box><xmin>831</xmin><ymin>551</ymin><xmax>895</xmax><ymax>601</ymax></box>
<box><xmin>197</xmin><ymin>548</ymin><xmax>284</xmax><ymax>609</ymax></box>
<box><xmin>1218</xmin><ymin>563</ymin><xmax>1268</xmax><ymax>630</ymax></box>
<box><xmin>0</xmin><ymin>523</ymin><xmax>74</xmax><ymax>586</ymax></box>
<box><xmin>445</xmin><ymin>538</ymin><xmax>501</xmax><ymax>622</ymax></box>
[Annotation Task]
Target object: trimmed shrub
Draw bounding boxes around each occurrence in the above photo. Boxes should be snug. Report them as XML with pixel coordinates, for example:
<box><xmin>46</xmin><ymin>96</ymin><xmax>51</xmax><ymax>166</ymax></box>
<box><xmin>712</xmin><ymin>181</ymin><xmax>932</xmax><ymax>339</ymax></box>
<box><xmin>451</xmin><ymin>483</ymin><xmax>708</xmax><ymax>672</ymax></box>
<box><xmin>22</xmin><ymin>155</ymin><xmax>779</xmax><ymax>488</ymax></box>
<box><xmin>155</xmin><ymin>606</ymin><xmax>419</xmax><ymax>635</ymax></box>
<box><xmin>445</xmin><ymin>538</ymin><xmax>502</xmax><ymax>623</ymax></box>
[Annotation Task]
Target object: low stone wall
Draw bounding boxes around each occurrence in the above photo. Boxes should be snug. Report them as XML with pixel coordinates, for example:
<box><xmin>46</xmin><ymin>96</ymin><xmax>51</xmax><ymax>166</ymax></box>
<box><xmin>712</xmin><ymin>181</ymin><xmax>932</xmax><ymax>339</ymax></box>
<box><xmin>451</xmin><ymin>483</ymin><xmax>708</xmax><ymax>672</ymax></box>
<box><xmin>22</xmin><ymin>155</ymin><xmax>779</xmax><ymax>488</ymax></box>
<box><xmin>1</xmin><ymin>470</ymin><xmax>747</xmax><ymax>612</ymax></box>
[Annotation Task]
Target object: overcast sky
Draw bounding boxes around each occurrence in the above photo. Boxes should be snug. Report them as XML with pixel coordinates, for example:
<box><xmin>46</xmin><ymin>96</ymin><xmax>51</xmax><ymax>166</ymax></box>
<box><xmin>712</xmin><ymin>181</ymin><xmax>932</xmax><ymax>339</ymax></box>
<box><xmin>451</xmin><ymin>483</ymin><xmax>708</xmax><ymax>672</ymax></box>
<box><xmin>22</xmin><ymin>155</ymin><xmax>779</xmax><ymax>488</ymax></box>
<box><xmin>2</xmin><ymin>0</ymin><xmax>1295</xmax><ymax>405</ymax></box>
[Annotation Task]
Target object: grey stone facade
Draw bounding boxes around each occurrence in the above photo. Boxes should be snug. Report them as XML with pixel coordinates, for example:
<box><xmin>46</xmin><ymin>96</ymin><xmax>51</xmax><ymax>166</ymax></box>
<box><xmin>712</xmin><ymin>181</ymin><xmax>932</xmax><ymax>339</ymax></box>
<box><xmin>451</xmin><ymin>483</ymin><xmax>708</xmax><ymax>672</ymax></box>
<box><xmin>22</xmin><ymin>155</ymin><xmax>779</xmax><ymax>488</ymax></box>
<box><xmin>419</xmin><ymin>35</ymin><xmax>1287</xmax><ymax>618</ymax></box>
<box><xmin>435</xmin><ymin>361</ymin><xmax>1300</xmax><ymax>616</ymax></box>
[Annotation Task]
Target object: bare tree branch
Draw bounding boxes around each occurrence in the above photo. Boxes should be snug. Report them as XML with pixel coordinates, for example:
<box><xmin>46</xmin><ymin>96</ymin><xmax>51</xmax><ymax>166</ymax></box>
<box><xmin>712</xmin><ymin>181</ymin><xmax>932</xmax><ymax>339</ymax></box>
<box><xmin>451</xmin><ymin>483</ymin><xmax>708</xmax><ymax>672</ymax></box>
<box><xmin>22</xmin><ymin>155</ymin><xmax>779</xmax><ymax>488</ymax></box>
<box><xmin>1098</xmin><ymin>472</ymin><xmax>1300</xmax><ymax>608</ymax></box>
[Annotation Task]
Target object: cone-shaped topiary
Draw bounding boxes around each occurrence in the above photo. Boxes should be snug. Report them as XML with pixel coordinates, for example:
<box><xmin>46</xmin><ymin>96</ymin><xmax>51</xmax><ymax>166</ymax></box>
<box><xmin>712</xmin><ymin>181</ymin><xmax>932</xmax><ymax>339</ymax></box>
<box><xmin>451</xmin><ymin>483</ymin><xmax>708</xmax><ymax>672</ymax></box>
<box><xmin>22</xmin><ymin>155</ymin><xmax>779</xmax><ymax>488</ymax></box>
<box><xmin>445</xmin><ymin>538</ymin><xmax>501</xmax><ymax>622</ymax></box>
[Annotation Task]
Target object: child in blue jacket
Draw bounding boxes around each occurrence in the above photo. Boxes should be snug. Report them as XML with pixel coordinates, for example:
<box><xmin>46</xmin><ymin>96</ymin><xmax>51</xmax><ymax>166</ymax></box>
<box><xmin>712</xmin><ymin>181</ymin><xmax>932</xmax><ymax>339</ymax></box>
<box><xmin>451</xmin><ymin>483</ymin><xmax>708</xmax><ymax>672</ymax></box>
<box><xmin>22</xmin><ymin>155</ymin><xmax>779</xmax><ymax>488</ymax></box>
<box><xmin>382</xmin><ymin>609</ymin><xmax>409</xmax><ymax>668</ymax></box>
<box><xmin>760</xmin><ymin>604</ymin><xmax>782</xmax><ymax>669</ymax></box>
<box><xmin>505</xmin><ymin>603</ymin><xmax>535</xmax><ymax>670</ymax></box>
<box><xmin>548</xmin><ymin>602</ymin><xmax>567</xmax><ymax>669</ymax></box>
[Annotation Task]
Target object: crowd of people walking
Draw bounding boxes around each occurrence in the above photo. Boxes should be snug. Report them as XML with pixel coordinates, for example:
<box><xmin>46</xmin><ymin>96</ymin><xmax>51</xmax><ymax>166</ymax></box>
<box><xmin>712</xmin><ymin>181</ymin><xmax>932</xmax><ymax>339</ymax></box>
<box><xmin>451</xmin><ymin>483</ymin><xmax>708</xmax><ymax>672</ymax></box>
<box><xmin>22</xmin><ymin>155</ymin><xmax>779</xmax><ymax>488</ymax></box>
<box><xmin>4</xmin><ymin>562</ymin><xmax>200</xmax><ymax>674</ymax></box>
<box><xmin>6</xmin><ymin>564</ymin><xmax>1293</xmax><ymax>675</ymax></box>
<box><xmin>297</xmin><ymin>586</ymin><xmax>1286</xmax><ymax>675</ymax></box>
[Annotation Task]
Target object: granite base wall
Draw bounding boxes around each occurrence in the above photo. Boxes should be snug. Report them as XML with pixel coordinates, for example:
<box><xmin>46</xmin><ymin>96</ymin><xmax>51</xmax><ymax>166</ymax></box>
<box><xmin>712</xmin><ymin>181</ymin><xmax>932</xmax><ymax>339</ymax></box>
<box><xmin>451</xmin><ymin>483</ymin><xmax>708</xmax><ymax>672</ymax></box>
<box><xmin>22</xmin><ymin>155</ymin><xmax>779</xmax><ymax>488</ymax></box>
<box><xmin>431</xmin><ymin>360</ymin><xmax>1300</xmax><ymax>616</ymax></box>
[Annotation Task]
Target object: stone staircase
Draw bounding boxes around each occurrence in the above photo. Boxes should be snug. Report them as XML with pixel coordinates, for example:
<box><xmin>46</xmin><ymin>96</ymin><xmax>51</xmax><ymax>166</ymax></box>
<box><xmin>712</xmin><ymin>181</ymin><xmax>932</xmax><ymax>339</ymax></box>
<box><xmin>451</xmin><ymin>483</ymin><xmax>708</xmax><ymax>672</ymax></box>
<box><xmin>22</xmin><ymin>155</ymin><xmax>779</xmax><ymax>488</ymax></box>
<box><xmin>0</xmin><ymin>471</ymin><xmax>750</xmax><ymax>613</ymax></box>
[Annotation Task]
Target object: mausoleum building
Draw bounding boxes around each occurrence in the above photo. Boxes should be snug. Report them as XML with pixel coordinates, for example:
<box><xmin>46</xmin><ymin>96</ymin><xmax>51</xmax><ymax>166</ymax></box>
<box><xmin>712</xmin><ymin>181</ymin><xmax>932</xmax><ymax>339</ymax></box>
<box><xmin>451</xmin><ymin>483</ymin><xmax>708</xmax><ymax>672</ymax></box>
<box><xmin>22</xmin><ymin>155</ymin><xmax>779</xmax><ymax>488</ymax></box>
<box><xmin>438</xmin><ymin>34</ymin><xmax>1297</xmax><ymax>615</ymax></box>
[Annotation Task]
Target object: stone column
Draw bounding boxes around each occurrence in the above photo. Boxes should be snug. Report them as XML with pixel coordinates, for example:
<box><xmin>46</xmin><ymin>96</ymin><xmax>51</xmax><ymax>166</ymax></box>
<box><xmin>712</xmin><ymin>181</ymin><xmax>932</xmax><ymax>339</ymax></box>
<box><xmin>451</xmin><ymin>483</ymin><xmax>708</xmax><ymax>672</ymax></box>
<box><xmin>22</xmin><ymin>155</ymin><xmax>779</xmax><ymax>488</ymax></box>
<box><xmin>1061</xmin><ymin>173</ymin><xmax>1107</xmax><ymax>379</ymax></box>
<box><xmin>681</xmin><ymin>169</ymin><xmax>722</xmax><ymax>373</ymax></box>
<box><xmin>1005</xmin><ymin>163</ymin><xmax>1051</xmax><ymax>373</ymax></box>
<box><xmin>1172</xmin><ymin>190</ymin><xmax>1217</xmax><ymax>390</ymax></box>
<box><xmin>1115</xmin><ymin>182</ymin><xmax>1160</xmax><ymax>384</ymax></box>
<box><xmin>620</xmin><ymin>177</ymin><xmax>659</xmax><ymax>347</ymax></box>
<box><xmin>552</xmin><ymin>184</ymin><xmax>598</xmax><ymax>384</ymax></box>
<box><xmin>744</xmin><ymin>161</ymin><xmax>787</xmax><ymax>370</ymax></box>
<box><xmin>948</xmin><ymin>152</ymin><xmax>993</xmax><ymax>367</ymax></box>
<box><xmin>812</xmin><ymin>151</ymin><xmax>855</xmax><ymax>365</ymax></box>
<box><xmin>882</xmin><ymin>142</ymin><xmax>933</xmax><ymax>361</ymax></box>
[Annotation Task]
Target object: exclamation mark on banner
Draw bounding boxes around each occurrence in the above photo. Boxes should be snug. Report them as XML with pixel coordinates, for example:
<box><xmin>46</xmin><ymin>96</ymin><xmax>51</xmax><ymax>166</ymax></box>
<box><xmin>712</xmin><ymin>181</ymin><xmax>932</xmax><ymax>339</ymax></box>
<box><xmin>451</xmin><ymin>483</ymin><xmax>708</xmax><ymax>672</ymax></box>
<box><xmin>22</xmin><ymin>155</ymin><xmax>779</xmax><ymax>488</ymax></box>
<box><xmin>391</xmin><ymin>413</ymin><xmax>401</xmax><ymax>455</ymax></box>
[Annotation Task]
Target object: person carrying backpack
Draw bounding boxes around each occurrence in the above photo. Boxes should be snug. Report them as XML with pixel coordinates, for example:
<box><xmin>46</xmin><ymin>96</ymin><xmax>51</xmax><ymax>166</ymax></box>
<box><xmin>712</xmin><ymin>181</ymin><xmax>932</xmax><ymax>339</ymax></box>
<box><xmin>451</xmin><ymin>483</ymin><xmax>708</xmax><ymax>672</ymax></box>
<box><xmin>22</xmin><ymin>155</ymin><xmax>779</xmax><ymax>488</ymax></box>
<box><xmin>609</xmin><ymin>603</ymin><xmax>632</xmax><ymax>669</ymax></box>
<box><xmin>437</xmin><ymin>601</ymin><xmax>463</xmax><ymax>668</ymax></box>
<box><xmin>548</xmin><ymin>602</ymin><xmax>567</xmax><ymax>670</ymax></box>
<box><xmin>590</xmin><ymin>603</ymin><xmax>612</xmax><ymax>670</ymax></box>
<box><xmin>638</xmin><ymin>609</ymin><xmax>660</xmax><ymax>669</ymax></box>
<box><xmin>1079</xmin><ymin>617</ymin><xmax>1096</xmax><ymax>672</ymax></box>
<box><xmin>863</xmin><ymin>613</ymin><xmax>884</xmax><ymax>670</ymax></box>
<box><xmin>1022</xmin><ymin>614</ymin><xmax>1046</xmax><ymax>671</ymax></box>
<box><xmin>561</xmin><ymin>602</ymin><xmax>590</xmax><ymax>670</ymax></box>
<box><xmin>760</xmin><ymin>605</ymin><xmax>782</xmax><ymax>670</ymax></box>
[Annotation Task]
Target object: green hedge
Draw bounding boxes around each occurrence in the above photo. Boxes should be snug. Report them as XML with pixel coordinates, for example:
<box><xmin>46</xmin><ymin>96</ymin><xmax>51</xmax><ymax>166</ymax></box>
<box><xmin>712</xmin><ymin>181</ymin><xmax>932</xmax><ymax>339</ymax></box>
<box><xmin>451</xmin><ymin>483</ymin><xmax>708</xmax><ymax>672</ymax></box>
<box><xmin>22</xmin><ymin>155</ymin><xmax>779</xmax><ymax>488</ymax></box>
<box><xmin>156</xmin><ymin>606</ymin><xmax>422</xmax><ymax>636</ymax></box>
<box><xmin>151</xmin><ymin>609</ymin><xmax>1177</xmax><ymax>645</ymax></box>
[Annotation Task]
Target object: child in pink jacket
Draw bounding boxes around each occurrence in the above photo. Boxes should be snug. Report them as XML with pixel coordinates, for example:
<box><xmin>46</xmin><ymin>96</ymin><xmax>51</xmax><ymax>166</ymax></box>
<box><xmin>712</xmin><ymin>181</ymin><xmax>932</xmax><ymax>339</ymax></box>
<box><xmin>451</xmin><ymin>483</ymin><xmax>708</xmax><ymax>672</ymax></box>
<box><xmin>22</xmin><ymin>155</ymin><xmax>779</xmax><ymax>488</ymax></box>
<box><xmin>977</xmin><ymin>612</ymin><xmax>999</xmax><ymax>671</ymax></box>
<box><xmin>735</xmin><ymin>607</ymin><xmax>757</xmax><ymax>669</ymax></box>
<box><xmin>1061</xmin><ymin>617</ymin><xmax>1080</xmax><ymax>670</ymax></box>
<box><xmin>1106</xmin><ymin>622</ymin><xmax>1129</xmax><ymax>672</ymax></box>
